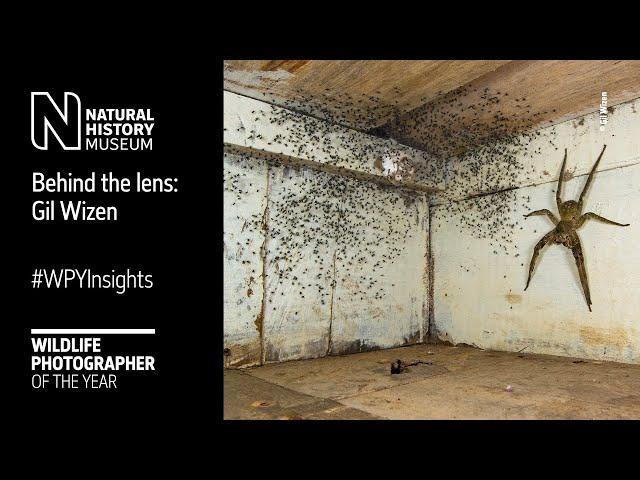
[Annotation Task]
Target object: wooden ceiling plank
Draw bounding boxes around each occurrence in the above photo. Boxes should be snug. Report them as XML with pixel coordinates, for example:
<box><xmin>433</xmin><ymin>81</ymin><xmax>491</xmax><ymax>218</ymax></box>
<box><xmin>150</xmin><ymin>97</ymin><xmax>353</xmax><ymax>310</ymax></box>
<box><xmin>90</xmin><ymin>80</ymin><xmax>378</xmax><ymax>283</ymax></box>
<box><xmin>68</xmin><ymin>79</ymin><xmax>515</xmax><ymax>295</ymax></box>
<box><xmin>223</xmin><ymin>60</ymin><xmax>510</xmax><ymax>130</ymax></box>
<box><xmin>381</xmin><ymin>60</ymin><xmax>640</xmax><ymax>155</ymax></box>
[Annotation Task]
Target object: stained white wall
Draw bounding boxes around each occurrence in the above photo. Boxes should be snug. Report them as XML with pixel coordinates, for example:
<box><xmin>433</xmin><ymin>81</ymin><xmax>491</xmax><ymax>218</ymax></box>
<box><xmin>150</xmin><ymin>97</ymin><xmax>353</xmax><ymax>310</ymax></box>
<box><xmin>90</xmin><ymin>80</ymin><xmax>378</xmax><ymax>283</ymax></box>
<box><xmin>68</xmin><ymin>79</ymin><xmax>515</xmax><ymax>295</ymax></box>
<box><xmin>223</xmin><ymin>90</ymin><xmax>445</xmax><ymax>191</ymax></box>
<box><xmin>225</xmin><ymin>89</ymin><xmax>639</xmax><ymax>366</ymax></box>
<box><xmin>261</xmin><ymin>165</ymin><xmax>338</xmax><ymax>362</ymax></box>
<box><xmin>330</xmin><ymin>184</ymin><xmax>429</xmax><ymax>354</ymax></box>
<box><xmin>223</xmin><ymin>151</ymin><xmax>268</xmax><ymax>366</ymax></box>
<box><xmin>432</xmin><ymin>98</ymin><xmax>640</xmax><ymax>363</ymax></box>
<box><xmin>432</xmin><ymin>99</ymin><xmax>640</xmax><ymax>203</ymax></box>
<box><xmin>262</xmin><ymin>166</ymin><xmax>429</xmax><ymax>362</ymax></box>
<box><xmin>223</xmin><ymin>93</ymin><xmax>431</xmax><ymax>367</ymax></box>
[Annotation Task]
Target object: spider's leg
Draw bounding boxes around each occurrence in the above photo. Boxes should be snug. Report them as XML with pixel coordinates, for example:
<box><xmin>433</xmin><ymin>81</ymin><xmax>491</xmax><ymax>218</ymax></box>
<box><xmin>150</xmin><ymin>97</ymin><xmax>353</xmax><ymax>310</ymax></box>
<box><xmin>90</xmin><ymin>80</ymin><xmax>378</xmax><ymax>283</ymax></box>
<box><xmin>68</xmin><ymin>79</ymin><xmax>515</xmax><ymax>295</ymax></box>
<box><xmin>524</xmin><ymin>230</ymin><xmax>556</xmax><ymax>291</ymax></box>
<box><xmin>524</xmin><ymin>209</ymin><xmax>559</xmax><ymax>225</ymax></box>
<box><xmin>578</xmin><ymin>144</ymin><xmax>607</xmax><ymax>208</ymax></box>
<box><xmin>556</xmin><ymin>148</ymin><xmax>567</xmax><ymax>210</ymax></box>
<box><xmin>568</xmin><ymin>232</ymin><xmax>592</xmax><ymax>312</ymax></box>
<box><xmin>576</xmin><ymin>212</ymin><xmax>630</xmax><ymax>228</ymax></box>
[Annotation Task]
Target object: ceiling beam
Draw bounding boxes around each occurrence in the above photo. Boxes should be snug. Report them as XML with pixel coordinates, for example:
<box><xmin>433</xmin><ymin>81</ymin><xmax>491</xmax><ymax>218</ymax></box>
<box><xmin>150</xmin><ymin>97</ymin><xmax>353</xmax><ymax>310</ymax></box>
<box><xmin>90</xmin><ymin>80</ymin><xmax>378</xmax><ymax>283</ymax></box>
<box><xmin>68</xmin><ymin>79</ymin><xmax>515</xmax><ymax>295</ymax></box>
<box><xmin>224</xmin><ymin>60</ymin><xmax>510</xmax><ymax>130</ymax></box>
<box><xmin>379</xmin><ymin>60</ymin><xmax>640</xmax><ymax>157</ymax></box>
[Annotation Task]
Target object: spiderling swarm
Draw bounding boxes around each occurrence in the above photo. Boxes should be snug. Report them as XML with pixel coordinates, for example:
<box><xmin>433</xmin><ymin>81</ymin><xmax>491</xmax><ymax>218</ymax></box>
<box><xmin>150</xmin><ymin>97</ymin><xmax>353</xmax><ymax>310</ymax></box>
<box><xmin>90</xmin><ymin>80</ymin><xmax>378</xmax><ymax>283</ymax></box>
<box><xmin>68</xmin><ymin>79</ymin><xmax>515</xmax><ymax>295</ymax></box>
<box><xmin>225</xmin><ymin>81</ymin><xmax>566</xmax><ymax>294</ymax></box>
<box><xmin>224</xmin><ymin>150</ymin><xmax>425</xmax><ymax>304</ymax></box>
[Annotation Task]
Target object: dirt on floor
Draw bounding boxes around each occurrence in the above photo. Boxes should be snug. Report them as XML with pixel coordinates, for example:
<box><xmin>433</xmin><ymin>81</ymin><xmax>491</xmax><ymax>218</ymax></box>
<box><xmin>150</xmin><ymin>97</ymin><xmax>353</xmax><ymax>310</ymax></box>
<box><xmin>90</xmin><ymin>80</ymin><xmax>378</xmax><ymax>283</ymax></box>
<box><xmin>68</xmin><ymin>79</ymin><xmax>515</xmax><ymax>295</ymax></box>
<box><xmin>223</xmin><ymin>344</ymin><xmax>640</xmax><ymax>420</ymax></box>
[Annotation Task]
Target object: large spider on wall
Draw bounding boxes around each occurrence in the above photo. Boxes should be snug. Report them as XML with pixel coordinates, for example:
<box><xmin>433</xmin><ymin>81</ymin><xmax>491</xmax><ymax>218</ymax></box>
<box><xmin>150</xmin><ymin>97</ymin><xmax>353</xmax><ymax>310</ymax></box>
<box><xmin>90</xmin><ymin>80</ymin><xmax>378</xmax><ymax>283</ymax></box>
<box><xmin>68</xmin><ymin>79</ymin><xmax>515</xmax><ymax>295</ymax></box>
<box><xmin>523</xmin><ymin>145</ymin><xmax>629</xmax><ymax>311</ymax></box>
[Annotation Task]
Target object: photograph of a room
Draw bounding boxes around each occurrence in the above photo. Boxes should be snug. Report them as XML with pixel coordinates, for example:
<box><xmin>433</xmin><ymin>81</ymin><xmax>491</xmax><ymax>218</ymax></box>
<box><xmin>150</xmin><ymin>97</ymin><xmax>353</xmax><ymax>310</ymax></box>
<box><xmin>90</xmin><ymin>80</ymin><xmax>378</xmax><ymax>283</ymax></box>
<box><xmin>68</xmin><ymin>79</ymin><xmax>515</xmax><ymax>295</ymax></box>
<box><xmin>223</xmin><ymin>60</ymin><xmax>640</xmax><ymax>420</ymax></box>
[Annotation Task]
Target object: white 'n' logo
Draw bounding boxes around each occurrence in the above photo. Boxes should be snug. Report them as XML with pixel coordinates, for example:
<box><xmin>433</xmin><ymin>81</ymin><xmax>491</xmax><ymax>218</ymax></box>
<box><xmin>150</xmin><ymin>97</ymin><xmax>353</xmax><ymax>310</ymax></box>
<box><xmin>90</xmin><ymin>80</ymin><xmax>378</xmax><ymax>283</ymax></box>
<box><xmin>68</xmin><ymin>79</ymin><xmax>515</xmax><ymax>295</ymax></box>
<box><xmin>31</xmin><ymin>92</ymin><xmax>81</xmax><ymax>150</ymax></box>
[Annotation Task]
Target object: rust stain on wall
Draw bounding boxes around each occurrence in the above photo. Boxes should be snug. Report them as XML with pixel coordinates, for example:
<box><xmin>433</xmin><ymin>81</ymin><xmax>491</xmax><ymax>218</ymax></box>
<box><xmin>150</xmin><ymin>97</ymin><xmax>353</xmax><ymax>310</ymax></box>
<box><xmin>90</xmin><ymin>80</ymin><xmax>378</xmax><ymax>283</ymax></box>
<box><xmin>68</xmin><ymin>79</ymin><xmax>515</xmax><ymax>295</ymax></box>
<box><xmin>505</xmin><ymin>293</ymin><xmax>522</xmax><ymax>304</ymax></box>
<box><xmin>562</xmin><ymin>168</ymin><xmax>576</xmax><ymax>181</ymax></box>
<box><xmin>579</xmin><ymin>326</ymin><xmax>629</xmax><ymax>349</ymax></box>
<box><xmin>224</xmin><ymin>340</ymin><xmax>261</xmax><ymax>368</ymax></box>
<box><xmin>254</xmin><ymin>312</ymin><xmax>263</xmax><ymax>335</ymax></box>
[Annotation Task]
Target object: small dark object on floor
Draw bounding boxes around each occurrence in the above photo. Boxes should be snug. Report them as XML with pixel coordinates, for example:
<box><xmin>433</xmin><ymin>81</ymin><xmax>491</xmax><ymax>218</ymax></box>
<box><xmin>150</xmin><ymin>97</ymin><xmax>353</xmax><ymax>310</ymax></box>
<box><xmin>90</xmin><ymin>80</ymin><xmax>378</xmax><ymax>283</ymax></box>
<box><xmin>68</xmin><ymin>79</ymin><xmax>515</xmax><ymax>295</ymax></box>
<box><xmin>572</xmin><ymin>360</ymin><xmax>586</xmax><ymax>364</ymax></box>
<box><xmin>391</xmin><ymin>359</ymin><xmax>404</xmax><ymax>374</ymax></box>
<box><xmin>391</xmin><ymin>359</ymin><xmax>432</xmax><ymax>374</ymax></box>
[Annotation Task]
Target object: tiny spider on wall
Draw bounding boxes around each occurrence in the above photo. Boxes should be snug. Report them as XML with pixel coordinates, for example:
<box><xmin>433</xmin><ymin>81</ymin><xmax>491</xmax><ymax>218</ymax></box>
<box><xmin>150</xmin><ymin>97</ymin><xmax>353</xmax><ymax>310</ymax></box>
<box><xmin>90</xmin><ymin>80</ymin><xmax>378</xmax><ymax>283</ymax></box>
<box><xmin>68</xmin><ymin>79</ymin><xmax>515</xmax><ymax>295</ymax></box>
<box><xmin>523</xmin><ymin>145</ymin><xmax>629</xmax><ymax>311</ymax></box>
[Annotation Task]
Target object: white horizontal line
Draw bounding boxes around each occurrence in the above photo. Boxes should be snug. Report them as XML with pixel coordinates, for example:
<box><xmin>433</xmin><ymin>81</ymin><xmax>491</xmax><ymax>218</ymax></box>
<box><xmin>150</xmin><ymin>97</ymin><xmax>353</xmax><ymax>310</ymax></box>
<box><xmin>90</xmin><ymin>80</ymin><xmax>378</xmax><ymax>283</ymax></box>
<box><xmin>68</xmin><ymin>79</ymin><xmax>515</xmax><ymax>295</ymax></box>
<box><xmin>31</xmin><ymin>329</ymin><xmax>155</xmax><ymax>335</ymax></box>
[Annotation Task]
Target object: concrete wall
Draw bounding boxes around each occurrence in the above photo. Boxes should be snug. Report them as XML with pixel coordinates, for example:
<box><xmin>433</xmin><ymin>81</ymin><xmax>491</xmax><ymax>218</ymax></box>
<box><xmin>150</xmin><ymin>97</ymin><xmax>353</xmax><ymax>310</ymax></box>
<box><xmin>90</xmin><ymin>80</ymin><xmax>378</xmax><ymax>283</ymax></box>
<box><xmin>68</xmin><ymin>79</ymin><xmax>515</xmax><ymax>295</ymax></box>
<box><xmin>225</xmin><ymin>88</ymin><xmax>639</xmax><ymax>366</ymax></box>
<box><xmin>432</xmin><ymin>98</ymin><xmax>640</xmax><ymax>363</ymax></box>
<box><xmin>263</xmin><ymin>165</ymin><xmax>429</xmax><ymax>363</ymax></box>
<box><xmin>328</xmin><ymin>178</ymin><xmax>429</xmax><ymax>355</ymax></box>
<box><xmin>223</xmin><ymin>91</ymin><xmax>445</xmax><ymax>192</ymax></box>
<box><xmin>224</xmin><ymin>92</ymin><xmax>431</xmax><ymax>367</ymax></box>
<box><xmin>223</xmin><ymin>151</ymin><xmax>268</xmax><ymax>366</ymax></box>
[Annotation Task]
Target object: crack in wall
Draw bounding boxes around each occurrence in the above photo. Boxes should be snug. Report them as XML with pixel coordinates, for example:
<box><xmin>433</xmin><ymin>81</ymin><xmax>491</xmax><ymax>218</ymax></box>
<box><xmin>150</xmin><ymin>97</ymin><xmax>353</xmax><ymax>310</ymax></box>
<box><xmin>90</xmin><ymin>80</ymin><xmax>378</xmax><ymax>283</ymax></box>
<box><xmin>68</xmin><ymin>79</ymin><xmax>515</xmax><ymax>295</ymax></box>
<box><xmin>226</xmin><ymin>146</ymin><xmax>436</xmax><ymax>360</ymax></box>
<box><xmin>427</xmin><ymin>204</ymin><xmax>437</xmax><ymax>343</ymax></box>
<box><xmin>257</xmin><ymin>163</ymin><xmax>272</xmax><ymax>365</ymax></box>
<box><xmin>421</xmin><ymin>198</ymin><xmax>430</xmax><ymax>343</ymax></box>
<box><xmin>431</xmin><ymin>159</ymin><xmax>640</xmax><ymax>207</ymax></box>
<box><xmin>224</xmin><ymin>143</ymin><xmax>442</xmax><ymax>195</ymax></box>
<box><xmin>326</xmin><ymin>249</ymin><xmax>338</xmax><ymax>356</ymax></box>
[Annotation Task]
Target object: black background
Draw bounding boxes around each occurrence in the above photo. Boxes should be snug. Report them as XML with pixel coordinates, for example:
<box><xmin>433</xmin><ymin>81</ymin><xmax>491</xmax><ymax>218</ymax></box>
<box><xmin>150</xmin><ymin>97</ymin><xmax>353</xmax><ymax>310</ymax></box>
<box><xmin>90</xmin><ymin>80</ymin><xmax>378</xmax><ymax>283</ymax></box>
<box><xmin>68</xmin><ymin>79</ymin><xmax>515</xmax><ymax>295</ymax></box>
<box><xmin>6</xmin><ymin>26</ymin><xmax>638</xmax><ymax>461</ymax></box>
<box><xmin>8</xmin><ymin>51</ymin><xmax>218</xmax><ymax>444</ymax></box>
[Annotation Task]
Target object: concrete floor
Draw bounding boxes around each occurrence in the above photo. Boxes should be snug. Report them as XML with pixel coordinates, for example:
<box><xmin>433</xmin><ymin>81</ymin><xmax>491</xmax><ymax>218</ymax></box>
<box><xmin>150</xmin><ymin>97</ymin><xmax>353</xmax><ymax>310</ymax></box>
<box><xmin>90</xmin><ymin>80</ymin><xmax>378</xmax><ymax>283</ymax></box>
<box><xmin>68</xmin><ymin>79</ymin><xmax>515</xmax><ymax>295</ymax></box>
<box><xmin>224</xmin><ymin>344</ymin><xmax>640</xmax><ymax>420</ymax></box>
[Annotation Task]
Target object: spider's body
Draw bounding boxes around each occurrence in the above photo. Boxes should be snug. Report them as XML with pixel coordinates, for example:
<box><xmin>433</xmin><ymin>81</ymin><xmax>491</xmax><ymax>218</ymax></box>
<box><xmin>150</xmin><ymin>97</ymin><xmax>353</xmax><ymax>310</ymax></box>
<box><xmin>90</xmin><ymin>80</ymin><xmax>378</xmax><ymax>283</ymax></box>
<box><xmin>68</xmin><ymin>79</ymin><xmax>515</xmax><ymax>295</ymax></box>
<box><xmin>523</xmin><ymin>145</ymin><xmax>629</xmax><ymax>311</ymax></box>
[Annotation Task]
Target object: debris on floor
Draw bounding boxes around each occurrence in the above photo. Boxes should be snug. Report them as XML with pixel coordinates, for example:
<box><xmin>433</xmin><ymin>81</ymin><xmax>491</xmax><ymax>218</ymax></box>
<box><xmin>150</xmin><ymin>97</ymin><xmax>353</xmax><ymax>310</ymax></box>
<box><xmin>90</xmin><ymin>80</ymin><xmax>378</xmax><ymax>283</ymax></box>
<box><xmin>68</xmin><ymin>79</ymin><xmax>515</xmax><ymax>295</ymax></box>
<box><xmin>390</xmin><ymin>359</ymin><xmax>432</xmax><ymax>374</ymax></box>
<box><xmin>504</xmin><ymin>385</ymin><xmax>513</xmax><ymax>392</ymax></box>
<box><xmin>390</xmin><ymin>360</ymin><xmax>404</xmax><ymax>374</ymax></box>
<box><xmin>225</xmin><ymin>344</ymin><xmax>640</xmax><ymax>420</ymax></box>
